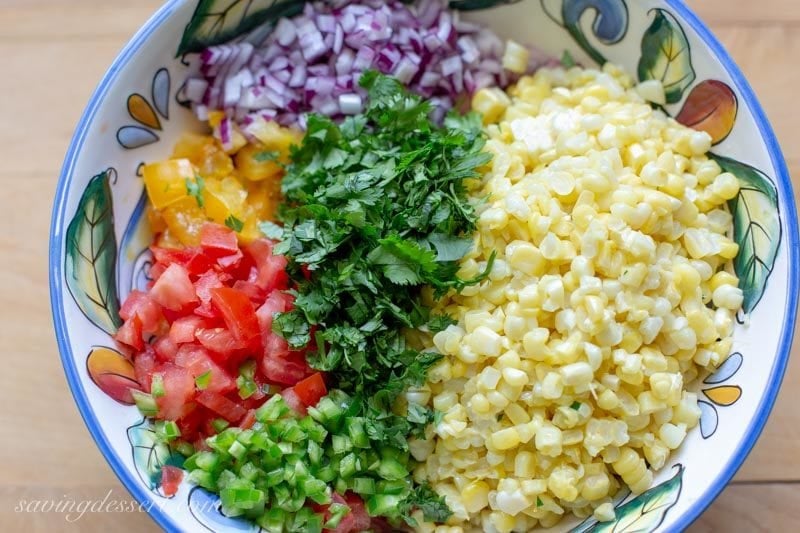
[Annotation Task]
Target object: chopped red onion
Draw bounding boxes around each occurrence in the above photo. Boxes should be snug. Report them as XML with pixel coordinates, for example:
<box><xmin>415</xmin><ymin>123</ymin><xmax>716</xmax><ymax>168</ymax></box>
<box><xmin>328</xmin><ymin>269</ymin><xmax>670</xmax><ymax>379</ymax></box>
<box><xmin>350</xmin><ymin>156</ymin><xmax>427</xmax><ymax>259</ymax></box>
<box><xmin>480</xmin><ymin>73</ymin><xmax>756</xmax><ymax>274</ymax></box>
<box><xmin>183</xmin><ymin>0</ymin><xmax>522</xmax><ymax>134</ymax></box>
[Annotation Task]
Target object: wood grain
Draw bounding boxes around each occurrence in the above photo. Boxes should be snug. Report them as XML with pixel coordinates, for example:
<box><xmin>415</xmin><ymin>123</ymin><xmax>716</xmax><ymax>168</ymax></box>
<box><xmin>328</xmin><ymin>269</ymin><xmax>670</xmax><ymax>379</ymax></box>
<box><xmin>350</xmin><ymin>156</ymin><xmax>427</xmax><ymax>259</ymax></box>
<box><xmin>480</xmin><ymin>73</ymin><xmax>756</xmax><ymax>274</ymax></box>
<box><xmin>1</xmin><ymin>0</ymin><xmax>796</xmax><ymax>531</ymax></box>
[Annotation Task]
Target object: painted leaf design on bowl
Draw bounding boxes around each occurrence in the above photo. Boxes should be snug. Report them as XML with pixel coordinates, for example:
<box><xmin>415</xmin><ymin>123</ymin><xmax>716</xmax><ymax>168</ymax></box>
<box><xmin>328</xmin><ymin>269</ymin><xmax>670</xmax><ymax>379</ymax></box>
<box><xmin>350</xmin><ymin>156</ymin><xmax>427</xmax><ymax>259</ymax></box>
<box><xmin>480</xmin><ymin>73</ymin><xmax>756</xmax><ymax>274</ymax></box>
<box><xmin>699</xmin><ymin>352</ymin><xmax>744</xmax><ymax>438</ymax></box>
<box><xmin>711</xmin><ymin>154</ymin><xmax>782</xmax><ymax>313</ymax></box>
<box><xmin>569</xmin><ymin>465</ymin><xmax>682</xmax><ymax>532</ymax></box>
<box><xmin>117</xmin><ymin>68</ymin><xmax>171</xmax><ymax>149</ymax></box>
<box><xmin>540</xmin><ymin>0</ymin><xmax>629</xmax><ymax>65</ymax></box>
<box><xmin>177</xmin><ymin>0</ymin><xmax>306</xmax><ymax>56</ymax></box>
<box><xmin>448</xmin><ymin>0</ymin><xmax>523</xmax><ymax>11</ymax></box>
<box><xmin>86</xmin><ymin>346</ymin><xmax>142</xmax><ymax>404</ymax></box>
<box><xmin>638</xmin><ymin>9</ymin><xmax>695</xmax><ymax>104</ymax></box>
<box><xmin>118</xmin><ymin>191</ymin><xmax>154</xmax><ymax>300</ymax></box>
<box><xmin>127</xmin><ymin>418</ymin><xmax>185</xmax><ymax>498</ymax></box>
<box><xmin>65</xmin><ymin>168</ymin><xmax>123</xmax><ymax>334</ymax></box>
<box><xmin>598</xmin><ymin>465</ymin><xmax>683</xmax><ymax>532</ymax></box>
<box><xmin>676</xmin><ymin>80</ymin><xmax>738</xmax><ymax>144</ymax></box>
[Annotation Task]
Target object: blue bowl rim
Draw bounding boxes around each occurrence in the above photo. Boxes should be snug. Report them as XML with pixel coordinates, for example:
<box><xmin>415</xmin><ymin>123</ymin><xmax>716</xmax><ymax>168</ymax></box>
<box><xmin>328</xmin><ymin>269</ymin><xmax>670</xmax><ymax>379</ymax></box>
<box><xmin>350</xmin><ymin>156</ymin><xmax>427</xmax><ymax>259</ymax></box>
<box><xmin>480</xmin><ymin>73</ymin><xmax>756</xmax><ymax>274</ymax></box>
<box><xmin>48</xmin><ymin>1</ymin><xmax>799</xmax><ymax>531</ymax></box>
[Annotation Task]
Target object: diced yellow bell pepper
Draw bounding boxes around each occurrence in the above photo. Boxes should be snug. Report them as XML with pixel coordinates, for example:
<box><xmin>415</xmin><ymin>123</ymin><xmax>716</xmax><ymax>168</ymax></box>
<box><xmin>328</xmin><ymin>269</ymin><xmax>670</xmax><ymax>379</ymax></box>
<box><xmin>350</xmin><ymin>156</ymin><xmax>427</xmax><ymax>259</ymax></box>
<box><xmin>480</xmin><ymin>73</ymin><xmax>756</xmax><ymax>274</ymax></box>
<box><xmin>160</xmin><ymin>197</ymin><xmax>206</xmax><ymax>246</ymax></box>
<box><xmin>172</xmin><ymin>133</ymin><xmax>234</xmax><ymax>181</ymax></box>
<box><xmin>142</xmin><ymin>159</ymin><xmax>196</xmax><ymax>210</ymax></box>
<box><xmin>235</xmin><ymin>143</ymin><xmax>285</xmax><ymax>182</ymax></box>
<box><xmin>202</xmin><ymin>176</ymin><xmax>247</xmax><ymax>226</ymax></box>
<box><xmin>242</xmin><ymin>117</ymin><xmax>302</xmax><ymax>163</ymax></box>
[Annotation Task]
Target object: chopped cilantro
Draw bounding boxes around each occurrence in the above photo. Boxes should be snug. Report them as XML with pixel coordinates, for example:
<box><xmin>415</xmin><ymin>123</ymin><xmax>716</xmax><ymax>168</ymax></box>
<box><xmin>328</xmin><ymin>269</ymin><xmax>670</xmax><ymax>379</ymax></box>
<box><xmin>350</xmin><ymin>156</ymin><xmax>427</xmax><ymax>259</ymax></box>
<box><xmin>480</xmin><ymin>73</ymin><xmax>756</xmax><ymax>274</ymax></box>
<box><xmin>537</xmin><ymin>496</ymin><xmax>544</xmax><ymax>507</ymax></box>
<box><xmin>571</xmin><ymin>401</ymin><xmax>581</xmax><ymax>410</ymax></box>
<box><xmin>253</xmin><ymin>149</ymin><xmax>280</xmax><ymax>162</ymax></box>
<box><xmin>186</xmin><ymin>175</ymin><xmax>205</xmax><ymax>208</ymax></box>
<box><xmin>224</xmin><ymin>214</ymin><xmax>244</xmax><ymax>232</ymax></box>
<box><xmin>269</xmin><ymin>72</ymin><xmax>495</xmax><ymax>523</ymax></box>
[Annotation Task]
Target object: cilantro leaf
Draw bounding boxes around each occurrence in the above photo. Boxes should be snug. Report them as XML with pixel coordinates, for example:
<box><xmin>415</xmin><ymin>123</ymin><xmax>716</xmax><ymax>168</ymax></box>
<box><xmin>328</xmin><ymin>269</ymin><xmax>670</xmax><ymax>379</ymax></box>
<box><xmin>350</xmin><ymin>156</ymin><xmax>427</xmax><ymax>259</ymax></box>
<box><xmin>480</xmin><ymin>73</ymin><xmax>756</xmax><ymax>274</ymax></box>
<box><xmin>224</xmin><ymin>215</ymin><xmax>244</xmax><ymax>232</ymax></box>
<box><xmin>428</xmin><ymin>314</ymin><xmax>457</xmax><ymax>333</ymax></box>
<box><xmin>186</xmin><ymin>175</ymin><xmax>205</xmax><ymax>208</ymax></box>
<box><xmin>399</xmin><ymin>484</ymin><xmax>453</xmax><ymax>525</ymax></box>
<box><xmin>253</xmin><ymin>150</ymin><xmax>280</xmax><ymax>162</ymax></box>
<box><xmin>258</xmin><ymin>220</ymin><xmax>284</xmax><ymax>240</ymax></box>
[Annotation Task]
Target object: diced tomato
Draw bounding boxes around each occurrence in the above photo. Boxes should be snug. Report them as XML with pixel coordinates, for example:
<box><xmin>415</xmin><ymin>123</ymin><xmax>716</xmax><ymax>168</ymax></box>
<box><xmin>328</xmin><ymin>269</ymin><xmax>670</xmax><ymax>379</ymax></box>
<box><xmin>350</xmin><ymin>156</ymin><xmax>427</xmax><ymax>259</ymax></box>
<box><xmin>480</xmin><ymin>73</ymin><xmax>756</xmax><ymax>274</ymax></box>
<box><xmin>175</xmin><ymin>408</ymin><xmax>205</xmax><ymax>441</ymax></box>
<box><xmin>151</xmin><ymin>246</ymin><xmax>214</xmax><ymax>278</ymax></box>
<box><xmin>261</xmin><ymin>355</ymin><xmax>311</xmax><ymax>386</ymax></box>
<box><xmin>115</xmin><ymin>315</ymin><xmax>144</xmax><ymax>351</ymax></box>
<box><xmin>256</xmin><ymin>291</ymin><xmax>293</xmax><ymax>334</ymax></box>
<box><xmin>199</xmin><ymin>223</ymin><xmax>239</xmax><ymax>258</ymax></box>
<box><xmin>156</xmin><ymin>364</ymin><xmax>196</xmax><ymax>420</ymax></box>
<box><xmin>119</xmin><ymin>290</ymin><xmax>163</xmax><ymax>334</ymax></box>
<box><xmin>210</xmin><ymin>287</ymin><xmax>261</xmax><ymax>351</ymax></box>
<box><xmin>232</xmin><ymin>280</ymin><xmax>266</xmax><ymax>303</ymax></box>
<box><xmin>281</xmin><ymin>388</ymin><xmax>307</xmax><ymax>416</ymax></box>
<box><xmin>174</xmin><ymin>344</ymin><xmax>236</xmax><ymax>394</ymax></box>
<box><xmin>240</xmin><ymin>409</ymin><xmax>257</xmax><ymax>429</ymax></box>
<box><xmin>196</xmin><ymin>390</ymin><xmax>247</xmax><ymax>423</ymax></box>
<box><xmin>153</xmin><ymin>335</ymin><xmax>179</xmax><ymax>362</ymax></box>
<box><xmin>343</xmin><ymin>492</ymin><xmax>371</xmax><ymax>532</ymax></box>
<box><xmin>150</xmin><ymin>264</ymin><xmax>198</xmax><ymax>311</ymax></box>
<box><xmin>169</xmin><ymin>315</ymin><xmax>208</xmax><ymax>344</ymax></box>
<box><xmin>160</xmin><ymin>465</ymin><xmax>184</xmax><ymax>497</ymax></box>
<box><xmin>196</xmin><ymin>328</ymin><xmax>244</xmax><ymax>361</ymax></box>
<box><xmin>293</xmin><ymin>372</ymin><xmax>327</xmax><ymax>407</ymax></box>
<box><xmin>134</xmin><ymin>347</ymin><xmax>156</xmax><ymax>391</ymax></box>
<box><xmin>218</xmin><ymin>249</ymin><xmax>244</xmax><ymax>270</ymax></box>
<box><xmin>246</xmin><ymin>239</ymin><xmax>289</xmax><ymax>291</ymax></box>
<box><xmin>264</xmin><ymin>332</ymin><xmax>290</xmax><ymax>358</ymax></box>
<box><xmin>194</xmin><ymin>270</ymin><xmax>226</xmax><ymax>317</ymax></box>
<box><xmin>320</xmin><ymin>493</ymin><xmax>371</xmax><ymax>533</ymax></box>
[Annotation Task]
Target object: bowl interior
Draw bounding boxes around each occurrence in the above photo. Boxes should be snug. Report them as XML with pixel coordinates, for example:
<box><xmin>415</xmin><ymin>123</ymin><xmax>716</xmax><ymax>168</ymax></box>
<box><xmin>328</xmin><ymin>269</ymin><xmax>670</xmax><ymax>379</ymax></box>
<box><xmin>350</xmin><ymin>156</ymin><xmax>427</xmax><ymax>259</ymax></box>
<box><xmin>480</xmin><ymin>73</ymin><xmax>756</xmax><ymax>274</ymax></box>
<box><xmin>50</xmin><ymin>1</ymin><xmax>798</xmax><ymax>531</ymax></box>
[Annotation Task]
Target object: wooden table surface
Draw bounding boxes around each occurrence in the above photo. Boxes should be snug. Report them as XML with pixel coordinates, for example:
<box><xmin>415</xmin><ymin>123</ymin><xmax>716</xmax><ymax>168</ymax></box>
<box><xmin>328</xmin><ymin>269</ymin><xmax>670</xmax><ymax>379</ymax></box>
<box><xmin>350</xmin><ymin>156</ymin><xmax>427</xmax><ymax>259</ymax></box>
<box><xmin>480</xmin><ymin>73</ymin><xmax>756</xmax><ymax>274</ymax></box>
<box><xmin>1</xmin><ymin>0</ymin><xmax>798</xmax><ymax>530</ymax></box>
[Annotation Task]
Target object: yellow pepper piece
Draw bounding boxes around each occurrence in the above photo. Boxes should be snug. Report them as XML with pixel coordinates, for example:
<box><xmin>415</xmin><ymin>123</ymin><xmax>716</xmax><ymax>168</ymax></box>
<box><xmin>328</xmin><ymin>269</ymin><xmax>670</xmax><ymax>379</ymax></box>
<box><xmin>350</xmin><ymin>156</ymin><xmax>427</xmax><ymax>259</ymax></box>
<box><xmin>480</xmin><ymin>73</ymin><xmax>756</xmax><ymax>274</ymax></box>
<box><xmin>172</xmin><ymin>133</ymin><xmax>234</xmax><ymax>181</ymax></box>
<box><xmin>202</xmin><ymin>176</ymin><xmax>248</xmax><ymax>226</ymax></box>
<box><xmin>142</xmin><ymin>159</ymin><xmax>196</xmax><ymax>210</ymax></box>
<box><xmin>160</xmin><ymin>197</ymin><xmax>206</xmax><ymax>246</ymax></box>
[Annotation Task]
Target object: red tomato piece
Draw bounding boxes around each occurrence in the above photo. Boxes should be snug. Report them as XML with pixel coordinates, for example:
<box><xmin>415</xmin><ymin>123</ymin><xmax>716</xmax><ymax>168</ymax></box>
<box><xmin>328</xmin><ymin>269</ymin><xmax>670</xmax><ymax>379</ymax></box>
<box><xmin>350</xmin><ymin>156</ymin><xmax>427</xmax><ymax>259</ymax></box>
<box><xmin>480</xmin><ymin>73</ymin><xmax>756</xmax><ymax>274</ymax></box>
<box><xmin>232</xmin><ymin>280</ymin><xmax>266</xmax><ymax>304</ymax></box>
<box><xmin>160</xmin><ymin>465</ymin><xmax>184</xmax><ymax>497</ymax></box>
<box><xmin>156</xmin><ymin>364</ymin><xmax>196</xmax><ymax>420</ymax></box>
<box><xmin>119</xmin><ymin>290</ymin><xmax>163</xmax><ymax>334</ymax></box>
<box><xmin>115</xmin><ymin>315</ymin><xmax>144</xmax><ymax>351</ymax></box>
<box><xmin>196</xmin><ymin>328</ymin><xmax>244</xmax><ymax>361</ymax></box>
<box><xmin>153</xmin><ymin>335</ymin><xmax>179</xmax><ymax>362</ymax></box>
<box><xmin>281</xmin><ymin>388</ymin><xmax>307</xmax><ymax>416</ymax></box>
<box><xmin>343</xmin><ymin>492</ymin><xmax>371</xmax><ymax>532</ymax></box>
<box><xmin>217</xmin><ymin>249</ymin><xmax>244</xmax><ymax>270</ymax></box>
<box><xmin>240</xmin><ymin>409</ymin><xmax>257</xmax><ymax>429</ymax></box>
<box><xmin>169</xmin><ymin>315</ymin><xmax>208</xmax><ymax>344</ymax></box>
<box><xmin>200</xmin><ymin>223</ymin><xmax>239</xmax><ymax>258</ymax></box>
<box><xmin>293</xmin><ymin>372</ymin><xmax>327</xmax><ymax>407</ymax></box>
<box><xmin>210</xmin><ymin>287</ymin><xmax>261</xmax><ymax>352</ymax></box>
<box><xmin>193</xmin><ymin>270</ymin><xmax>226</xmax><ymax>318</ymax></box>
<box><xmin>256</xmin><ymin>291</ymin><xmax>293</xmax><ymax>335</ymax></box>
<box><xmin>134</xmin><ymin>347</ymin><xmax>156</xmax><ymax>391</ymax></box>
<box><xmin>151</xmin><ymin>246</ymin><xmax>214</xmax><ymax>278</ymax></box>
<box><xmin>246</xmin><ymin>239</ymin><xmax>289</xmax><ymax>291</ymax></box>
<box><xmin>196</xmin><ymin>390</ymin><xmax>247</xmax><ymax>423</ymax></box>
<box><xmin>175</xmin><ymin>407</ymin><xmax>205</xmax><ymax>441</ymax></box>
<box><xmin>261</xmin><ymin>356</ymin><xmax>311</xmax><ymax>387</ymax></box>
<box><xmin>174</xmin><ymin>344</ymin><xmax>237</xmax><ymax>395</ymax></box>
<box><xmin>150</xmin><ymin>264</ymin><xmax>198</xmax><ymax>311</ymax></box>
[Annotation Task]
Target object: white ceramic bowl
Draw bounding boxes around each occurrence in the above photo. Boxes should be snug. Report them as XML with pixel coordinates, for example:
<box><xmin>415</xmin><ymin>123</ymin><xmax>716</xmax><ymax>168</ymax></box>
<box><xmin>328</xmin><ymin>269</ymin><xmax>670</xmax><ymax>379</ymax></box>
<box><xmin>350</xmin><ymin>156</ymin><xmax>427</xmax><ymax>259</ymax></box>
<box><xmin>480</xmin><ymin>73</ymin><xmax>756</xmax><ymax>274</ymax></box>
<box><xmin>50</xmin><ymin>1</ymin><xmax>798</xmax><ymax>531</ymax></box>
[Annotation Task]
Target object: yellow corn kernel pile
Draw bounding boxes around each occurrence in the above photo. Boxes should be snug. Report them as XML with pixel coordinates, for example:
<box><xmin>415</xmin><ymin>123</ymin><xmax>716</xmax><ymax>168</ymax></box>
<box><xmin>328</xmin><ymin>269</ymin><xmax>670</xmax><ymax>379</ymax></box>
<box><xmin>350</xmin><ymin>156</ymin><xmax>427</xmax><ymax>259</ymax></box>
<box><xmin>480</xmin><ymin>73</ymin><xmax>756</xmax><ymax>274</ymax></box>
<box><xmin>414</xmin><ymin>64</ymin><xmax>742</xmax><ymax>532</ymax></box>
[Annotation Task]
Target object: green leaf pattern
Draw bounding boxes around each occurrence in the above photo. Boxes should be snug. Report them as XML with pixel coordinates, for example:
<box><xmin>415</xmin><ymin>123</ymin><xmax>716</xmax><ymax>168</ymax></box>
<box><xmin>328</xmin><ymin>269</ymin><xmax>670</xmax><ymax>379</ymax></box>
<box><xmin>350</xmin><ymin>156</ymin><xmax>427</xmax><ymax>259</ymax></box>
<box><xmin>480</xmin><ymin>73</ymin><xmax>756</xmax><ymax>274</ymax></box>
<box><xmin>712</xmin><ymin>154</ymin><xmax>782</xmax><ymax>313</ymax></box>
<box><xmin>127</xmin><ymin>418</ymin><xmax>184</xmax><ymax>497</ymax></box>
<box><xmin>571</xmin><ymin>465</ymin><xmax>683</xmax><ymax>533</ymax></box>
<box><xmin>177</xmin><ymin>0</ymin><xmax>305</xmax><ymax>56</ymax></box>
<box><xmin>637</xmin><ymin>9</ymin><xmax>695</xmax><ymax>104</ymax></box>
<box><xmin>65</xmin><ymin>169</ymin><xmax>122</xmax><ymax>334</ymax></box>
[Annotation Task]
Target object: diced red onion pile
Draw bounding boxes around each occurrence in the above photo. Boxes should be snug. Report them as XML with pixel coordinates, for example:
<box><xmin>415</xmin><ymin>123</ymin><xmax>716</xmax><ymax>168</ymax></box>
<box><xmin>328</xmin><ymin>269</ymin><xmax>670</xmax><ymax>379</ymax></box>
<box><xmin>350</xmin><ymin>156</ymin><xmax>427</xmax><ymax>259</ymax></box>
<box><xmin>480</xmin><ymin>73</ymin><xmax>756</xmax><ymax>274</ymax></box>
<box><xmin>180</xmin><ymin>0</ymin><xmax>514</xmax><ymax>137</ymax></box>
